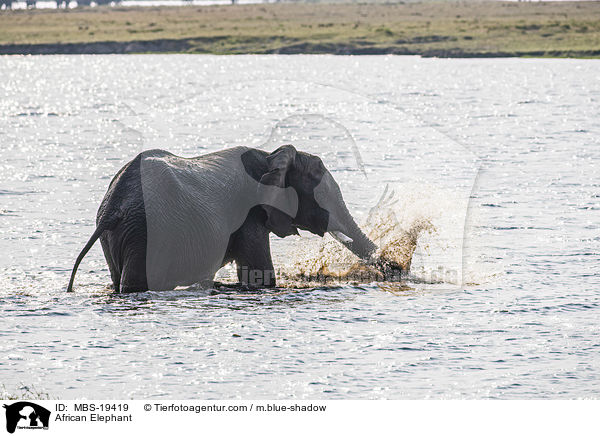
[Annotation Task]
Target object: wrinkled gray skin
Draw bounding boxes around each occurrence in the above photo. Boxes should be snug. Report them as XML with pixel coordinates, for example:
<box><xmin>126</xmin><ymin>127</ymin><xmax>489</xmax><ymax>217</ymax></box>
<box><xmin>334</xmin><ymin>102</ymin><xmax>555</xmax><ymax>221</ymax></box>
<box><xmin>67</xmin><ymin>145</ymin><xmax>379</xmax><ymax>292</ymax></box>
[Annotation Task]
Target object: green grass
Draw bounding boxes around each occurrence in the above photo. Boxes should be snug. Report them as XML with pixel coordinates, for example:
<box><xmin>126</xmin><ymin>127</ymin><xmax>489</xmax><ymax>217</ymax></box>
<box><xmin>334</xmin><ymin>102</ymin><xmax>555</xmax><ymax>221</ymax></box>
<box><xmin>0</xmin><ymin>1</ymin><xmax>599</xmax><ymax>57</ymax></box>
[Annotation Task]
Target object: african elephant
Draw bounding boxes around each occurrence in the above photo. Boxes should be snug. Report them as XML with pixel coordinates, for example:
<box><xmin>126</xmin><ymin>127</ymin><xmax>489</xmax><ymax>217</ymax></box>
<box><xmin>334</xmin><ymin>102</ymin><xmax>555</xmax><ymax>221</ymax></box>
<box><xmin>67</xmin><ymin>145</ymin><xmax>385</xmax><ymax>292</ymax></box>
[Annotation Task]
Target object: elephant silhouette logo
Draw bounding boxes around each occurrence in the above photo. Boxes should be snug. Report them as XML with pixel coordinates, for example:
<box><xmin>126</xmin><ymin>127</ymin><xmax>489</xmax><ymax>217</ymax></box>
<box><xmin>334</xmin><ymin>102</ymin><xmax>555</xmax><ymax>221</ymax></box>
<box><xmin>2</xmin><ymin>402</ymin><xmax>50</xmax><ymax>434</ymax></box>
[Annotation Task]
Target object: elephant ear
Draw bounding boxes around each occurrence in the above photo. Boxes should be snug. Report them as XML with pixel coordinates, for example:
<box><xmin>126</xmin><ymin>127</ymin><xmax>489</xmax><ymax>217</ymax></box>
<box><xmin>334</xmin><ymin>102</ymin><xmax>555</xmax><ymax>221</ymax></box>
<box><xmin>259</xmin><ymin>145</ymin><xmax>300</xmax><ymax>237</ymax></box>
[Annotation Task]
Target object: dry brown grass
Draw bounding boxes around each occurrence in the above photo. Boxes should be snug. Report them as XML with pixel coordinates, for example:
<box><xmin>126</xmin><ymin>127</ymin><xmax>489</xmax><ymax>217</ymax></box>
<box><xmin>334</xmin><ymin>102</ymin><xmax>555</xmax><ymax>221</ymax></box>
<box><xmin>0</xmin><ymin>1</ymin><xmax>599</xmax><ymax>56</ymax></box>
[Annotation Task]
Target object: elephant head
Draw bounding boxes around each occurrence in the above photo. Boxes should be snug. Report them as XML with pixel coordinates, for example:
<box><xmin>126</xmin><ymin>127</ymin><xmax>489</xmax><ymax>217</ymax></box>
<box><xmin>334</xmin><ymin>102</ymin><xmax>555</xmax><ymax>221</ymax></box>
<box><xmin>255</xmin><ymin>144</ymin><xmax>378</xmax><ymax>263</ymax></box>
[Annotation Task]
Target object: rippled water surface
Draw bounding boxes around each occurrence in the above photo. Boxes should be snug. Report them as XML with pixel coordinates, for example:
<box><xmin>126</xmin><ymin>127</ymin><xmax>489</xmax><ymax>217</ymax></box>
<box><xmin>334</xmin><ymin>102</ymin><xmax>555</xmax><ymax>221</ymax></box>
<box><xmin>1</xmin><ymin>55</ymin><xmax>599</xmax><ymax>399</ymax></box>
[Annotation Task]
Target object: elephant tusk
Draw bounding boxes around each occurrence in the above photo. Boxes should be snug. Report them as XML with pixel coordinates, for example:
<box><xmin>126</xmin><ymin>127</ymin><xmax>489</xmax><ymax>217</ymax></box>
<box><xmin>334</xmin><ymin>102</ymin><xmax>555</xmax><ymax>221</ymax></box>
<box><xmin>329</xmin><ymin>231</ymin><xmax>353</xmax><ymax>244</ymax></box>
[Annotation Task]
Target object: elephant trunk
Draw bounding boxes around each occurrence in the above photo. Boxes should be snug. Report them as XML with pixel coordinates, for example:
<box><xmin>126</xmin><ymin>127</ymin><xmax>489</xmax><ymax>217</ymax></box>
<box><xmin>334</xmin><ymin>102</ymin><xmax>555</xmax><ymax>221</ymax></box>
<box><xmin>330</xmin><ymin>213</ymin><xmax>405</xmax><ymax>281</ymax></box>
<box><xmin>336</xmin><ymin>219</ymin><xmax>377</xmax><ymax>262</ymax></box>
<box><xmin>328</xmin><ymin>202</ymin><xmax>378</xmax><ymax>263</ymax></box>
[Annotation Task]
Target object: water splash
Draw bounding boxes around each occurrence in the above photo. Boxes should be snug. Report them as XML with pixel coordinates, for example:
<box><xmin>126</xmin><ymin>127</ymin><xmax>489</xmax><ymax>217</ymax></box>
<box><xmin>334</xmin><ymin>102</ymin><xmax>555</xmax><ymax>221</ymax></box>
<box><xmin>277</xmin><ymin>181</ymin><xmax>499</xmax><ymax>289</ymax></box>
<box><xmin>278</xmin><ymin>186</ymin><xmax>436</xmax><ymax>287</ymax></box>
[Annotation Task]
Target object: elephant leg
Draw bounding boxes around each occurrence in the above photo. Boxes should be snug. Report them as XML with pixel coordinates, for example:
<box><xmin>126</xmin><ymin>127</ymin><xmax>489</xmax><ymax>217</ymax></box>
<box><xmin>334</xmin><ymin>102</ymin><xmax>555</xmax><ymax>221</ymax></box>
<box><xmin>120</xmin><ymin>252</ymin><xmax>148</xmax><ymax>293</ymax></box>
<box><xmin>108</xmin><ymin>226</ymin><xmax>148</xmax><ymax>293</ymax></box>
<box><xmin>229</xmin><ymin>207</ymin><xmax>276</xmax><ymax>288</ymax></box>
<box><xmin>100</xmin><ymin>235</ymin><xmax>121</xmax><ymax>292</ymax></box>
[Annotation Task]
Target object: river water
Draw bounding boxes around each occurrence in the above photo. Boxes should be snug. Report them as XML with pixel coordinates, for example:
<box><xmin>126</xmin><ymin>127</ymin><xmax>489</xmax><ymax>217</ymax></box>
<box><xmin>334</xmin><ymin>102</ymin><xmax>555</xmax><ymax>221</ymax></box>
<box><xmin>0</xmin><ymin>55</ymin><xmax>598</xmax><ymax>399</ymax></box>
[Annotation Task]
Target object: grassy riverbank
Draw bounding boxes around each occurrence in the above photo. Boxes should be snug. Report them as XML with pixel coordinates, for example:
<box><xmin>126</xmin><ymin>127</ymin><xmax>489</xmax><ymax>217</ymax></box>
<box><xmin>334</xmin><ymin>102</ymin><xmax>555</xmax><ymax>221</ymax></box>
<box><xmin>0</xmin><ymin>1</ymin><xmax>599</xmax><ymax>57</ymax></box>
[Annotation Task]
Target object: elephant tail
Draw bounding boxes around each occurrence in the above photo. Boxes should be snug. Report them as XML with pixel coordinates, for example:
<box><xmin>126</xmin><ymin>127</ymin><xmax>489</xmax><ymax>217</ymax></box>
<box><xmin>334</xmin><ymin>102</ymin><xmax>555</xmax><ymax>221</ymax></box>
<box><xmin>66</xmin><ymin>214</ymin><xmax>120</xmax><ymax>292</ymax></box>
<box><xmin>66</xmin><ymin>226</ymin><xmax>105</xmax><ymax>293</ymax></box>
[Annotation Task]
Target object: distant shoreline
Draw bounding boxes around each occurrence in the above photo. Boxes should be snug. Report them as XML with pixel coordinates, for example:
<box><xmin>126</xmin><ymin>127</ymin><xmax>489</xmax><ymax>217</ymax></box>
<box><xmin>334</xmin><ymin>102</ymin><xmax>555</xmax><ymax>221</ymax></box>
<box><xmin>2</xmin><ymin>39</ymin><xmax>600</xmax><ymax>58</ymax></box>
<box><xmin>1</xmin><ymin>2</ymin><xmax>599</xmax><ymax>58</ymax></box>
